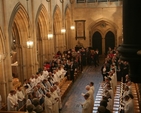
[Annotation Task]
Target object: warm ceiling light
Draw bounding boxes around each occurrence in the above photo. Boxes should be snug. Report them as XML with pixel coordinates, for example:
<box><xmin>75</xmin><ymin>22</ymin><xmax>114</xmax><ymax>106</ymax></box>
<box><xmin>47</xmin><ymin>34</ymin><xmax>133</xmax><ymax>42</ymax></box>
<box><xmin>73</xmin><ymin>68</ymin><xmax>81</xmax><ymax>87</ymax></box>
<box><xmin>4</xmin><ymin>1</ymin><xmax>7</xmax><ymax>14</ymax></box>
<box><xmin>61</xmin><ymin>28</ymin><xmax>66</xmax><ymax>33</ymax></box>
<box><xmin>27</xmin><ymin>40</ymin><xmax>33</xmax><ymax>49</ymax></box>
<box><xmin>48</xmin><ymin>33</ymin><xmax>53</xmax><ymax>39</ymax></box>
<box><xmin>70</xmin><ymin>25</ymin><xmax>75</xmax><ymax>30</ymax></box>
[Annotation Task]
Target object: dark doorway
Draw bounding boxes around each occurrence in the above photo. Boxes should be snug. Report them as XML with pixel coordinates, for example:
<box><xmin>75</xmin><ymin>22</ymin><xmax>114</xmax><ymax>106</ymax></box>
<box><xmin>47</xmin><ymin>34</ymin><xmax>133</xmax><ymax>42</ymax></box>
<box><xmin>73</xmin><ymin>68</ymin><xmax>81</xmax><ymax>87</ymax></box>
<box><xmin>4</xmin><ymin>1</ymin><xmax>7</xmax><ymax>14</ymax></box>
<box><xmin>92</xmin><ymin>31</ymin><xmax>102</xmax><ymax>54</ymax></box>
<box><xmin>105</xmin><ymin>31</ymin><xmax>115</xmax><ymax>54</ymax></box>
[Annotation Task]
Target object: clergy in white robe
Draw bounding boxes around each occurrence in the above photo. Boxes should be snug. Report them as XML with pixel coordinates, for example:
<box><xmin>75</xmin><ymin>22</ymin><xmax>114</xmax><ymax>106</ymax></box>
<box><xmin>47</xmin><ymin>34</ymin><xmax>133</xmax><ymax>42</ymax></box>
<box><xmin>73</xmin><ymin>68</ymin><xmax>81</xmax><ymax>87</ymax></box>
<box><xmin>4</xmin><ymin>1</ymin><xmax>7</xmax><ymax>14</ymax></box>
<box><xmin>123</xmin><ymin>95</ymin><xmax>134</xmax><ymax>113</ymax></box>
<box><xmin>84</xmin><ymin>85</ymin><xmax>94</xmax><ymax>113</ymax></box>
<box><xmin>54</xmin><ymin>82</ymin><xmax>62</xmax><ymax>109</ymax></box>
<box><xmin>17</xmin><ymin>86</ymin><xmax>25</xmax><ymax>109</ymax></box>
<box><xmin>42</xmin><ymin>67</ymin><xmax>49</xmax><ymax>79</ymax></box>
<box><xmin>44</xmin><ymin>93</ymin><xmax>53</xmax><ymax>113</ymax></box>
<box><xmin>81</xmin><ymin>93</ymin><xmax>91</xmax><ymax>113</ymax></box>
<box><xmin>7</xmin><ymin>90</ymin><xmax>18</xmax><ymax>111</ymax></box>
<box><xmin>50</xmin><ymin>87</ymin><xmax>59</xmax><ymax>113</ymax></box>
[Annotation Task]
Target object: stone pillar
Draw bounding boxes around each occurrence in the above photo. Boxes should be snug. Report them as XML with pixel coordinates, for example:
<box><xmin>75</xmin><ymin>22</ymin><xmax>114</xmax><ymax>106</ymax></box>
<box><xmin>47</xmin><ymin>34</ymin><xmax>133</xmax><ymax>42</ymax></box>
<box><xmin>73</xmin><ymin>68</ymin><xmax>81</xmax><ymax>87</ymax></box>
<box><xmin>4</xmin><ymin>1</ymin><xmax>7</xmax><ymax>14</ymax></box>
<box><xmin>118</xmin><ymin>0</ymin><xmax>141</xmax><ymax>83</ymax></box>
<box><xmin>0</xmin><ymin>60</ymin><xmax>7</xmax><ymax>103</ymax></box>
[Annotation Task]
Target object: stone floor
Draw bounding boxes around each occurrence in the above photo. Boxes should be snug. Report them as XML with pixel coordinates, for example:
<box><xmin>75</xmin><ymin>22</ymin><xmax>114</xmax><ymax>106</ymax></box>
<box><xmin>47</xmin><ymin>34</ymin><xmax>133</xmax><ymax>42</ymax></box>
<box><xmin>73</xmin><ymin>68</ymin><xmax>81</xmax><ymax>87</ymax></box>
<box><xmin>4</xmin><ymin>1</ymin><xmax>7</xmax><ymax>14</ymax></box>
<box><xmin>60</xmin><ymin>61</ymin><xmax>103</xmax><ymax>113</ymax></box>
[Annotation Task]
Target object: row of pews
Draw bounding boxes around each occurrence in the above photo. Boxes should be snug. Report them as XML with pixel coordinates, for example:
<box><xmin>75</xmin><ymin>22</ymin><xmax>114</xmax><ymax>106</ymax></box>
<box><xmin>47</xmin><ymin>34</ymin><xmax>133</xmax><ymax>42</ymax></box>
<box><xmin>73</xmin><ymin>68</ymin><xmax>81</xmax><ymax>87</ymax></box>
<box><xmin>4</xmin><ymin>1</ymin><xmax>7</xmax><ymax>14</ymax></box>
<box><xmin>93</xmin><ymin>81</ymin><xmax>141</xmax><ymax>113</ymax></box>
<box><xmin>0</xmin><ymin>71</ymin><xmax>80</xmax><ymax>113</ymax></box>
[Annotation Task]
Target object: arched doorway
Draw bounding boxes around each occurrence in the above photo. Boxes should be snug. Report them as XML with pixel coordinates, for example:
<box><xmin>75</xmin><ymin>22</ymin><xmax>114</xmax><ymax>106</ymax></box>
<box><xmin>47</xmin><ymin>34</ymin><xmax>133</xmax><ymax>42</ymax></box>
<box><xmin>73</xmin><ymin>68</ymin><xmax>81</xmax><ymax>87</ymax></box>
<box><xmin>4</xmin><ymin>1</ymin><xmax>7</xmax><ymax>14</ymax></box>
<box><xmin>105</xmin><ymin>31</ymin><xmax>115</xmax><ymax>54</ymax></box>
<box><xmin>92</xmin><ymin>31</ymin><xmax>102</xmax><ymax>54</ymax></box>
<box><xmin>9</xmin><ymin>3</ymin><xmax>31</xmax><ymax>82</ymax></box>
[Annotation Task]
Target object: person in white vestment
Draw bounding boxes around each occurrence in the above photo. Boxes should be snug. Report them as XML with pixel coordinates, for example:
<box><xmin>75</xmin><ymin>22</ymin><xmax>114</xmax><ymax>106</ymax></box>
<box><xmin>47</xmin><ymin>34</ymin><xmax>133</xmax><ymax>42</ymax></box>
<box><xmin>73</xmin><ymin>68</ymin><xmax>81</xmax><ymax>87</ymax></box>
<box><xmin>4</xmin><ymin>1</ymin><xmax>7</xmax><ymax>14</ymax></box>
<box><xmin>29</xmin><ymin>75</ymin><xmax>36</xmax><ymax>88</ymax></box>
<box><xmin>123</xmin><ymin>95</ymin><xmax>134</xmax><ymax>113</ymax></box>
<box><xmin>44</xmin><ymin>93</ymin><xmax>53</xmax><ymax>113</ymax></box>
<box><xmin>81</xmin><ymin>93</ymin><xmax>91</xmax><ymax>113</ymax></box>
<box><xmin>122</xmin><ymin>86</ymin><xmax>132</xmax><ymax>99</ymax></box>
<box><xmin>17</xmin><ymin>86</ymin><xmax>25</xmax><ymax>109</ymax></box>
<box><xmin>42</xmin><ymin>67</ymin><xmax>49</xmax><ymax>79</ymax></box>
<box><xmin>82</xmin><ymin>85</ymin><xmax>94</xmax><ymax>113</ymax></box>
<box><xmin>7</xmin><ymin>90</ymin><xmax>18</xmax><ymax>111</ymax></box>
<box><xmin>50</xmin><ymin>87</ymin><xmax>59</xmax><ymax>113</ymax></box>
<box><xmin>53</xmin><ymin>70</ymin><xmax>60</xmax><ymax>83</ymax></box>
<box><xmin>54</xmin><ymin>82</ymin><xmax>62</xmax><ymax>110</ymax></box>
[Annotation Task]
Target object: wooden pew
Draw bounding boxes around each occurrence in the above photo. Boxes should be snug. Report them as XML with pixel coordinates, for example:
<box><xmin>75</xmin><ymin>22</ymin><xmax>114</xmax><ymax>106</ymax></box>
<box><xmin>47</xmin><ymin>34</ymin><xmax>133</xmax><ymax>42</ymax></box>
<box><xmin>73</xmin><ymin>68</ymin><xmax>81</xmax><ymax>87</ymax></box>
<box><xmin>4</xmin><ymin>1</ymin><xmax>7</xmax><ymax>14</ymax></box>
<box><xmin>59</xmin><ymin>76</ymin><xmax>67</xmax><ymax>89</ymax></box>
<box><xmin>60</xmin><ymin>79</ymin><xmax>73</xmax><ymax>99</ymax></box>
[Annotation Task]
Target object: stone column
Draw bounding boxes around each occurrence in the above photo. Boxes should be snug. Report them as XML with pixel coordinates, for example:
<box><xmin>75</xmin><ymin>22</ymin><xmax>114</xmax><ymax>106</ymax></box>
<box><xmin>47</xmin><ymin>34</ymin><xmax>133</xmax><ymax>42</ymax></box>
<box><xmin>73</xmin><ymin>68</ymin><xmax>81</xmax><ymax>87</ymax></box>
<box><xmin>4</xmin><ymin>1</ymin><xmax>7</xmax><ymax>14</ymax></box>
<box><xmin>118</xmin><ymin>0</ymin><xmax>141</xmax><ymax>83</ymax></box>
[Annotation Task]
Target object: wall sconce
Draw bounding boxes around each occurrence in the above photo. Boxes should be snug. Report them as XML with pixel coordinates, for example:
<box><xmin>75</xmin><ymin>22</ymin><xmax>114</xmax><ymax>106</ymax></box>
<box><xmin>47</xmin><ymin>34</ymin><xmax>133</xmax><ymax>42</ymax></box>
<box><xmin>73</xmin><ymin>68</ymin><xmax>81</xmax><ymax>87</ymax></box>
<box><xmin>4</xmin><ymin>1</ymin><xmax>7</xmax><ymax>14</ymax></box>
<box><xmin>48</xmin><ymin>33</ymin><xmax>53</xmax><ymax>39</ymax></box>
<box><xmin>70</xmin><ymin>25</ymin><xmax>75</xmax><ymax>30</ymax></box>
<box><xmin>61</xmin><ymin>28</ymin><xmax>66</xmax><ymax>33</ymax></box>
<box><xmin>27</xmin><ymin>40</ymin><xmax>34</xmax><ymax>49</ymax></box>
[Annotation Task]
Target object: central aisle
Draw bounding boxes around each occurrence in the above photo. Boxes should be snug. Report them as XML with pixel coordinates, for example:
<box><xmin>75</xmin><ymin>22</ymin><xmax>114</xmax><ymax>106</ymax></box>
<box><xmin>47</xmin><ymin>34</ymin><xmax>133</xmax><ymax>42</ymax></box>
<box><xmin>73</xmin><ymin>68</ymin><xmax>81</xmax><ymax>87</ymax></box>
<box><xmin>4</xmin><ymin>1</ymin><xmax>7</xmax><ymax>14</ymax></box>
<box><xmin>60</xmin><ymin>64</ymin><xmax>103</xmax><ymax>113</ymax></box>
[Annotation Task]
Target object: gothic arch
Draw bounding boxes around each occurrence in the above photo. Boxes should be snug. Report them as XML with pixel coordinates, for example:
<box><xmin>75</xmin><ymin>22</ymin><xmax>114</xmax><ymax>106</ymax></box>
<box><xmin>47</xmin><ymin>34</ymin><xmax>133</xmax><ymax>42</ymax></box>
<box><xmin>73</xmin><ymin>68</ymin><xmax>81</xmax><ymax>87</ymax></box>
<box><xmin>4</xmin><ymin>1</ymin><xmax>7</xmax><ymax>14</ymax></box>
<box><xmin>105</xmin><ymin>31</ymin><xmax>115</xmax><ymax>54</ymax></box>
<box><xmin>89</xmin><ymin>18</ymin><xmax>118</xmax><ymax>55</ymax></box>
<box><xmin>92</xmin><ymin>31</ymin><xmax>102</xmax><ymax>54</ymax></box>
<box><xmin>36</xmin><ymin>4</ymin><xmax>49</xmax><ymax>67</ymax></box>
<box><xmin>36</xmin><ymin>4</ymin><xmax>49</xmax><ymax>39</ymax></box>
<box><xmin>9</xmin><ymin>2</ymin><xmax>28</xmax><ymax>47</ymax></box>
<box><xmin>53</xmin><ymin>5</ymin><xmax>62</xmax><ymax>34</ymax></box>
<box><xmin>8</xmin><ymin>2</ymin><xmax>30</xmax><ymax>81</ymax></box>
<box><xmin>53</xmin><ymin>5</ymin><xmax>62</xmax><ymax>52</ymax></box>
<box><xmin>65</xmin><ymin>6</ymin><xmax>71</xmax><ymax>50</ymax></box>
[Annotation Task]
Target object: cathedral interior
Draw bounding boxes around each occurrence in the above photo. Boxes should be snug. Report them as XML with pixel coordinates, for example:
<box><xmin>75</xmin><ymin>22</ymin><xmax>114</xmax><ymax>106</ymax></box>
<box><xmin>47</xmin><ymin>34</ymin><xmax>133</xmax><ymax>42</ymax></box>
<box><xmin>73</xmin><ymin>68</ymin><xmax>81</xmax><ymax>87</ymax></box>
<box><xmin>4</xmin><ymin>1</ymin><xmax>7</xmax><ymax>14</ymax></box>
<box><xmin>0</xmin><ymin>0</ymin><xmax>141</xmax><ymax>112</ymax></box>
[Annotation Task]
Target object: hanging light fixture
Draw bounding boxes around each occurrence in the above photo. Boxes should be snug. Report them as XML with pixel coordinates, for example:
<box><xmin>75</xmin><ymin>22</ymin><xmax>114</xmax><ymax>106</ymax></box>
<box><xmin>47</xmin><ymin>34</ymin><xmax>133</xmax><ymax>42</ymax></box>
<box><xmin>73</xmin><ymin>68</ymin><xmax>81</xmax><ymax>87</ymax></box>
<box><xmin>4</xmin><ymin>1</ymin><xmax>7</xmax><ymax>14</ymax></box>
<box><xmin>26</xmin><ymin>0</ymin><xmax>33</xmax><ymax>48</ymax></box>
<box><xmin>48</xmin><ymin>33</ymin><xmax>53</xmax><ymax>39</ymax></box>
<box><xmin>61</xmin><ymin>0</ymin><xmax>66</xmax><ymax>33</ymax></box>
<box><xmin>70</xmin><ymin>25</ymin><xmax>75</xmax><ymax>30</ymax></box>
<box><xmin>70</xmin><ymin>0</ymin><xmax>75</xmax><ymax>30</ymax></box>
<box><xmin>61</xmin><ymin>28</ymin><xmax>66</xmax><ymax>33</ymax></box>
<box><xmin>47</xmin><ymin>0</ymin><xmax>53</xmax><ymax>39</ymax></box>
<box><xmin>27</xmin><ymin>40</ymin><xmax>33</xmax><ymax>49</ymax></box>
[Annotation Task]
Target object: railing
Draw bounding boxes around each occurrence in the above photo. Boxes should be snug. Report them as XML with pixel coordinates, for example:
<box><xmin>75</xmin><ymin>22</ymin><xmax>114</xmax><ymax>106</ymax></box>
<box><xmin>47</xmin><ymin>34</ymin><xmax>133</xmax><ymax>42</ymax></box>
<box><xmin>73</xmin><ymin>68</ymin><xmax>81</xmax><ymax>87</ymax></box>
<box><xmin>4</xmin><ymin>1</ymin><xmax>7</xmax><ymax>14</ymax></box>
<box><xmin>75</xmin><ymin>0</ymin><xmax>123</xmax><ymax>8</ymax></box>
<box><xmin>76</xmin><ymin>0</ymin><xmax>122</xmax><ymax>3</ymax></box>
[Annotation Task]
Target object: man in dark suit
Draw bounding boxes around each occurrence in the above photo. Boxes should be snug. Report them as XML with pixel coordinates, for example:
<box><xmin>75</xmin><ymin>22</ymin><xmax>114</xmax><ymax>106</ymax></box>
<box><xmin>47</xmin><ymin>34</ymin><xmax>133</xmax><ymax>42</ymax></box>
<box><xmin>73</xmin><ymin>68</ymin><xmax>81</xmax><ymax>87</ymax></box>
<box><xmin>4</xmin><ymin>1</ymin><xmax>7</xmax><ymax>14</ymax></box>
<box><xmin>69</xmin><ymin>61</ymin><xmax>75</xmax><ymax>82</ymax></box>
<box><xmin>63</xmin><ymin>60</ymin><xmax>69</xmax><ymax>80</ymax></box>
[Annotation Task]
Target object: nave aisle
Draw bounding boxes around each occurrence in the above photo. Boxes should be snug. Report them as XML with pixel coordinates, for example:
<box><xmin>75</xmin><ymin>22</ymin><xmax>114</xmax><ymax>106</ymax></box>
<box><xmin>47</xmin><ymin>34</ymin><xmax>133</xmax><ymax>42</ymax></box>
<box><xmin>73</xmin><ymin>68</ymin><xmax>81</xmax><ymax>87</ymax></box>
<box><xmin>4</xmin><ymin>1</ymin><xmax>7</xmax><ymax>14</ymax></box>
<box><xmin>61</xmin><ymin>65</ymin><xmax>103</xmax><ymax>113</ymax></box>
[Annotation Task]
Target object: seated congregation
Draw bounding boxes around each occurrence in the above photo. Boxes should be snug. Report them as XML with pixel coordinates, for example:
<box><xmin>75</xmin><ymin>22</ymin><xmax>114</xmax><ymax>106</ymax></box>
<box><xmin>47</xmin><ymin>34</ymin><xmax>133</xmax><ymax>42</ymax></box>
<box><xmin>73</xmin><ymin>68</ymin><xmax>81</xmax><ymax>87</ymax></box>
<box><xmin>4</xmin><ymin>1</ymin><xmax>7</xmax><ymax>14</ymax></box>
<box><xmin>2</xmin><ymin>48</ymin><xmax>86</xmax><ymax>113</ymax></box>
